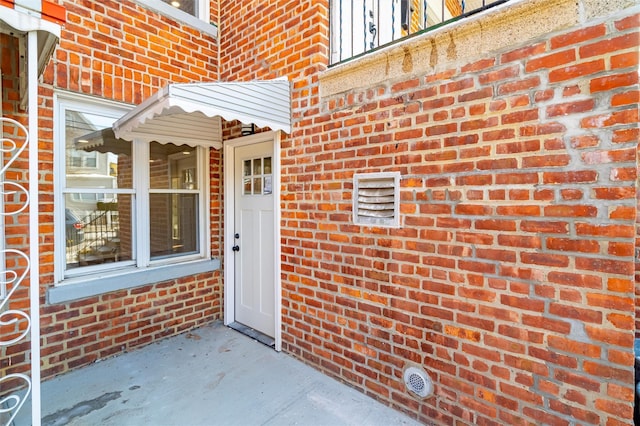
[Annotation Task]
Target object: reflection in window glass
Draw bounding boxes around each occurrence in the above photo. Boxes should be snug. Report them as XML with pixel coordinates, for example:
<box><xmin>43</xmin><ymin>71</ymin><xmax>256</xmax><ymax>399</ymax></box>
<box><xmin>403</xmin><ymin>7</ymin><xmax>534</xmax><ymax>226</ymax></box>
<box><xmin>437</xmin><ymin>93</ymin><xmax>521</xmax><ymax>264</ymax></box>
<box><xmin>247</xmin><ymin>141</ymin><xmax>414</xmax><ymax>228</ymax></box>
<box><xmin>65</xmin><ymin>110</ymin><xmax>132</xmax><ymax>188</ymax></box>
<box><xmin>149</xmin><ymin>142</ymin><xmax>200</xmax><ymax>260</ymax></box>
<box><xmin>69</xmin><ymin>151</ymin><xmax>97</xmax><ymax>168</ymax></box>
<box><xmin>253</xmin><ymin>158</ymin><xmax>262</xmax><ymax>175</ymax></box>
<box><xmin>58</xmin><ymin>97</ymin><xmax>208</xmax><ymax>283</ymax></box>
<box><xmin>149</xmin><ymin>143</ymin><xmax>197</xmax><ymax>190</ymax></box>
<box><xmin>264</xmin><ymin>176</ymin><xmax>272</xmax><ymax>195</ymax></box>
<box><xmin>161</xmin><ymin>0</ymin><xmax>196</xmax><ymax>16</ymax></box>
<box><xmin>65</xmin><ymin>194</ymin><xmax>132</xmax><ymax>269</ymax></box>
<box><xmin>64</xmin><ymin>109</ymin><xmax>133</xmax><ymax>271</ymax></box>
<box><xmin>149</xmin><ymin>193</ymin><xmax>199</xmax><ymax>259</ymax></box>
<box><xmin>242</xmin><ymin>155</ymin><xmax>274</xmax><ymax>196</ymax></box>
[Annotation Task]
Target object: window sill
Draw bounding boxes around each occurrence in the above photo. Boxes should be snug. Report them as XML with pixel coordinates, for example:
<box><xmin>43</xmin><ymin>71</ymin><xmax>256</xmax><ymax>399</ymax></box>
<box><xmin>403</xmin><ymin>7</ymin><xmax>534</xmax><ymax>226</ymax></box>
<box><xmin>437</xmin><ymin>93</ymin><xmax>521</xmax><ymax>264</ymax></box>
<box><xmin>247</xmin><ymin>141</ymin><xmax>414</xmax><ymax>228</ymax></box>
<box><xmin>48</xmin><ymin>258</ymin><xmax>220</xmax><ymax>304</ymax></box>
<box><xmin>134</xmin><ymin>0</ymin><xmax>218</xmax><ymax>39</ymax></box>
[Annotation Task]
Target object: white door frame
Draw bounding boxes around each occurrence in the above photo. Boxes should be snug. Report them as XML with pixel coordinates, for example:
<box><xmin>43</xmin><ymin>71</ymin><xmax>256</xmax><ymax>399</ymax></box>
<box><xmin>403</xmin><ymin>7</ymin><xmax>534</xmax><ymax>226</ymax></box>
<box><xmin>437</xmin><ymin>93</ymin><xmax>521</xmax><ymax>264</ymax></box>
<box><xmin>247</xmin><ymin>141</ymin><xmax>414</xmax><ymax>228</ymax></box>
<box><xmin>223</xmin><ymin>131</ymin><xmax>282</xmax><ymax>351</ymax></box>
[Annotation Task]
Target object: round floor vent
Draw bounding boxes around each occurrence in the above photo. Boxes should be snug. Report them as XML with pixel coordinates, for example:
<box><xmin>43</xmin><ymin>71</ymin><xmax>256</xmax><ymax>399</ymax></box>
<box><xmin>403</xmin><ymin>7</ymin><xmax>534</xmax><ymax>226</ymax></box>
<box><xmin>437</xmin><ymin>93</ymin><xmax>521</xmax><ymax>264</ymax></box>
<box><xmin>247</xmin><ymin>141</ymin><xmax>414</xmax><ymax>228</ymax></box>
<box><xmin>403</xmin><ymin>366</ymin><xmax>433</xmax><ymax>398</ymax></box>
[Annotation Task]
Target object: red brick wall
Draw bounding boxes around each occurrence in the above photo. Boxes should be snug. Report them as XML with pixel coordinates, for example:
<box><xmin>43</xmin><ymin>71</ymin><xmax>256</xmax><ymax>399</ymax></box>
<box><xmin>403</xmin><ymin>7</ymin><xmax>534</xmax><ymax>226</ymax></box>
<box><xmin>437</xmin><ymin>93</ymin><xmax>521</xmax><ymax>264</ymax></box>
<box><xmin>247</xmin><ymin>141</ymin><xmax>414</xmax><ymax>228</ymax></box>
<box><xmin>2</xmin><ymin>0</ymin><xmax>638</xmax><ymax>424</ymax></box>
<box><xmin>1</xmin><ymin>0</ymin><xmax>223</xmax><ymax>382</ymax></box>
<box><xmin>39</xmin><ymin>272</ymin><xmax>221</xmax><ymax>376</ymax></box>
<box><xmin>221</xmin><ymin>1</ymin><xmax>639</xmax><ymax>425</ymax></box>
<box><xmin>50</xmin><ymin>1</ymin><xmax>218</xmax><ymax>101</ymax></box>
<box><xmin>219</xmin><ymin>0</ymin><xmax>328</xmax><ymax>81</ymax></box>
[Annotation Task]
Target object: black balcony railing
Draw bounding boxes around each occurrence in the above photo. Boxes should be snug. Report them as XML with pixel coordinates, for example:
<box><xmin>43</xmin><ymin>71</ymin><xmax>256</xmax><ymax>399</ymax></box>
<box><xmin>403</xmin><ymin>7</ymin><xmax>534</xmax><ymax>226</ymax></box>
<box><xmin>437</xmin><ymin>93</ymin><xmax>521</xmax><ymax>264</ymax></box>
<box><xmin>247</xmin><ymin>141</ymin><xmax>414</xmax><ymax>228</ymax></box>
<box><xmin>330</xmin><ymin>0</ymin><xmax>509</xmax><ymax>64</ymax></box>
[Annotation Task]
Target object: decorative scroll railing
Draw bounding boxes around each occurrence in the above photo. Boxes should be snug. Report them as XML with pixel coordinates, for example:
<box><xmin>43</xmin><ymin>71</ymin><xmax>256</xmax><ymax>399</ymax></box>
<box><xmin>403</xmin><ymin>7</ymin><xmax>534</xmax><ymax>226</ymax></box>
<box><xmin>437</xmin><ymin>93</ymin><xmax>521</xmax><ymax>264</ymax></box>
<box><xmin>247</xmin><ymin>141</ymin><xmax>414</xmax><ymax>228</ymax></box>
<box><xmin>330</xmin><ymin>0</ymin><xmax>508</xmax><ymax>64</ymax></box>
<box><xmin>0</xmin><ymin>117</ymin><xmax>33</xmax><ymax>425</ymax></box>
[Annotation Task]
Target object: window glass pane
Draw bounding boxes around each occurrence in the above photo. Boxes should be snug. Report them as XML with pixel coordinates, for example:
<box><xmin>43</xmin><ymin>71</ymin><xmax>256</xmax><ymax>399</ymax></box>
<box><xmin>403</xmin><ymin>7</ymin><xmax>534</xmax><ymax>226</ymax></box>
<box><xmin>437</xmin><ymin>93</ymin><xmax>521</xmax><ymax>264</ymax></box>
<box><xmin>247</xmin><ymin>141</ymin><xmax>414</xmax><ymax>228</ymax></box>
<box><xmin>243</xmin><ymin>178</ymin><xmax>251</xmax><ymax>195</ymax></box>
<box><xmin>150</xmin><ymin>143</ymin><xmax>198</xmax><ymax>190</ymax></box>
<box><xmin>253</xmin><ymin>158</ymin><xmax>262</xmax><ymax>175</ymax></box>
<box><xmin>65</xmin><ymin>194</ymin><xmax>132</xmax><ymax>270</ymax></box>
<box><xmin>264</xmin><ymin>157</ymin><xmax>273</xmax><ymax>195</ymax></box>
<box><xmin>244</xmin><ymin>160</ymin><xmax>251</xmax><ymax>177</ymax></box>
<box><xmin>149</xmin><ymin>193</ymin><xmax>199</xmax><ymax>259</ymax></box>
<box><xmin>161</xmin><ymin>0</ymin><xmax>196</xmax><ymax>16</ymax></box>
<box><xmin>84</xmin><ymin>153</ymin><xmax>97</xmax><ymax>168</ymax></box>
<box><xmin>69</xmin><ymin>156</ymin><xmax>82</xmax><ymax>167</ymax></box>
<box><xmin>69</xmin><ymin>151</ymin><xmax>98</xmax><ymax>169</ymax></box>
<box><xmin>65</xmin><ymin>109</ymin><xmax>132</xmax><ymax>189</ymax></box>
<box><xmin>253</xmin><ymin>177</ymin><xmax>262</xmax><ymax>195</ymax></box>
<box><xmin>264</xmin><ymin>176</ymin><xmax>272</xmax><ymax>195</ymax></box>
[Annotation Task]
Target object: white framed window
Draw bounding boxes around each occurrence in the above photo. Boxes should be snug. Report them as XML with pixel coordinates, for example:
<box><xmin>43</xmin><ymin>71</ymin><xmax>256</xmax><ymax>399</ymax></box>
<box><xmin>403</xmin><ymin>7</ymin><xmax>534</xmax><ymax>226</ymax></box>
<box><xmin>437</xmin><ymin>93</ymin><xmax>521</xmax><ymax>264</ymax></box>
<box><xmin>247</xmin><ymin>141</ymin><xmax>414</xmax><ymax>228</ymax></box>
<box><xmin>54</xmin><ymin>92</ymin><xmax>211</xmax><ymax>288</ymax></box>
<box><xmin>353</xmin><ymin>172</ymin><xmax>401</xmax><ymax>228</ymax></box>
<box><xmin>134</xmin><ymin>0</ymin><xmax>217</xmax><ymax>38</ymax></box>
<box><xmin>158</xmin><ymin>0</ymin><xmax>208</xmax><ymax>19</ymax></box>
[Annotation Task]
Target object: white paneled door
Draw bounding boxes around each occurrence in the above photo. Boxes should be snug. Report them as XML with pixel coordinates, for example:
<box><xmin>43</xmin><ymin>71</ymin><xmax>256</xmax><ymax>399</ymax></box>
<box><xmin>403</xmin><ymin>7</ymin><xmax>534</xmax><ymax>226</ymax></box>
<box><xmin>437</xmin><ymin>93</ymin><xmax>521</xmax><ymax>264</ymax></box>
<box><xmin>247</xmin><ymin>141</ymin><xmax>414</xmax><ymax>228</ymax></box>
<box><xmin>233</xmin><ymin>140</ymin><xmax>276</xmax><ymax>337</ymax></box>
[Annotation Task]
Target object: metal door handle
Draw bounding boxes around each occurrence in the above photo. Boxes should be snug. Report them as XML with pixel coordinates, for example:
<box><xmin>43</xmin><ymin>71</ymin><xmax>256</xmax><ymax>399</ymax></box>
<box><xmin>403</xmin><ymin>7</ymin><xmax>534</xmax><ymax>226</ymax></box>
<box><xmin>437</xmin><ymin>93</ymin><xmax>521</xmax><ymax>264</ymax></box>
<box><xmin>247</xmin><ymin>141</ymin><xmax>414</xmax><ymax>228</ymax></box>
<box><xmin>232</xmin><ymin>245</ymin><xmax>240</xmax><ymax>252</ymax></box>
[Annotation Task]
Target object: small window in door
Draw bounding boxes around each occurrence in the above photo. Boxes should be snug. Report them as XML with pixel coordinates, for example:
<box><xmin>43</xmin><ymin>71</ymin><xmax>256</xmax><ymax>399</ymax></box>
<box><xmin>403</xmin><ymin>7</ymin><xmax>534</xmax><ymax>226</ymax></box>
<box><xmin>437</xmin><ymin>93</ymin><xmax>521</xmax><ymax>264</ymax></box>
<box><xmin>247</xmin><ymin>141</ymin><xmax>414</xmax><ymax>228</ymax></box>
<box><xmin>243</xmin><ymin>156</ymin><xmax>272</xmax><ymax>196</ymax></box>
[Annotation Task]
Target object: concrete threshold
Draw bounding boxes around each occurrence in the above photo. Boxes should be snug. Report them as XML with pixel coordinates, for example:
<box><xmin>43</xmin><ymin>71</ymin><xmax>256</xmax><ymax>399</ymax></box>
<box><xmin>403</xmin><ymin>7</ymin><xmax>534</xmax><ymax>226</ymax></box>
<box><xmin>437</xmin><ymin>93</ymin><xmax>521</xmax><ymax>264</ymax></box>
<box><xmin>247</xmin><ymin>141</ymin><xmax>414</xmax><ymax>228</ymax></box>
<box><xmin>14</xmin><ymin>322</ymin><xmax>421</xmax><ymax>426</ymax></box>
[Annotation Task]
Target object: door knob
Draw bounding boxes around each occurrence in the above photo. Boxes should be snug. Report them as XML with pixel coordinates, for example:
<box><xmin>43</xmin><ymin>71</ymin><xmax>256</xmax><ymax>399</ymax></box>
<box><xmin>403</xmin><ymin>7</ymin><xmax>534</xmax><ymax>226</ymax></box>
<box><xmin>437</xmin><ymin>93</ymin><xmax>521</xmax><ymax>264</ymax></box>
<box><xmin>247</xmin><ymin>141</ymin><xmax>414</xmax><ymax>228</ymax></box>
<box><xmin>232</xmin><ymin>245</ymin><xmax>240</xmax><ymax>252</ymax></box>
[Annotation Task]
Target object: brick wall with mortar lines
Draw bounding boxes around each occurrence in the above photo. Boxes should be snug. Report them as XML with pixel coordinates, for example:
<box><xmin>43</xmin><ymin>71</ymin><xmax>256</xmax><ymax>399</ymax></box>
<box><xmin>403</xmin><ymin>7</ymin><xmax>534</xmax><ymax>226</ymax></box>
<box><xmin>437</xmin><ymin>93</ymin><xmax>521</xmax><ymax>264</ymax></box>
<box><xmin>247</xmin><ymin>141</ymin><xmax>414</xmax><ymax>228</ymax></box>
<box><xmin>296</xmin><ymin>13</ymin><xmax>637</xmax><ymax>426</ymax></box>
<box><xmin>220</xmin><ymin>2</ymin><xmax>639</xmax><ymax>425</ymax></box>
<box><xmin>219</xmin><ymin>0</ymin><xmax>329</xmax><ymax>81</ymax></box>
<box><xmin>1</xmin><ymin>1</ymin><xmax>637</xmax><ymax>424</ymax></box>
<box><xmin>1</xmin><ymin>0</ymin><xmax>223</xmax><ymax>382</ymax></box>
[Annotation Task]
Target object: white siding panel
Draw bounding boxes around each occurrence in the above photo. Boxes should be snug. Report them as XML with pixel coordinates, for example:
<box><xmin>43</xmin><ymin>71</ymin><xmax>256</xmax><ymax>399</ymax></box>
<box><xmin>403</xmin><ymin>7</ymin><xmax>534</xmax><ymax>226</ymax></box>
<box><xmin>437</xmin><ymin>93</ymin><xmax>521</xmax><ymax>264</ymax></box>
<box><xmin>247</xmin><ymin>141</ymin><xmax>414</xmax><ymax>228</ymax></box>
<box><xmin>113</xmin><ymin>80</ymin><xmax>291</xmax><ymax>149</ymax></box>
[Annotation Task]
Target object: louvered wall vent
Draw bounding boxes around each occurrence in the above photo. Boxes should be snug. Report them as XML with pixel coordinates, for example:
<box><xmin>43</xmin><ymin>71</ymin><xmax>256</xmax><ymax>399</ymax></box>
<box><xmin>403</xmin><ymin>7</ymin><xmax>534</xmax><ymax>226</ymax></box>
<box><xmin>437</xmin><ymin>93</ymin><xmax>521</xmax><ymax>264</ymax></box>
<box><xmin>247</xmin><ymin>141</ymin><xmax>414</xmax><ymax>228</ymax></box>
<box><xmin>353</xmin><ymin>172</ymin><xmax>400</xmax><ymax>227</ymax></box>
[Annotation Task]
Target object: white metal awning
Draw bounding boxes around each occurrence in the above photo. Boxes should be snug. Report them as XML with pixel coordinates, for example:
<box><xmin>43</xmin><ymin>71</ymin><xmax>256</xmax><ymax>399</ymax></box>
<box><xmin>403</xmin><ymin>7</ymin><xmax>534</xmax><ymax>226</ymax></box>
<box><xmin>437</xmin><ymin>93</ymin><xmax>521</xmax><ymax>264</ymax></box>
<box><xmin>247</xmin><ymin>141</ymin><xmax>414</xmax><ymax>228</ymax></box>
<box><xmin>112</xmin><ymin>80</ymin><xmax>291</xmax><ymax>149</ymax></box>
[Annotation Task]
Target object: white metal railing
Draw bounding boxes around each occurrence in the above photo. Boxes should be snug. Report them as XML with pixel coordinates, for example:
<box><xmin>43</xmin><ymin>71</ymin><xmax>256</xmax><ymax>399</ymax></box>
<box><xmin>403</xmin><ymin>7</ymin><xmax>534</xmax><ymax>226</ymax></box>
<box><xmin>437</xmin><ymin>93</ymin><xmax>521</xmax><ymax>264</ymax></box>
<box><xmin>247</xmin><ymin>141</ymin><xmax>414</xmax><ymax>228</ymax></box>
<box><xmin>330</xmin><ymin>0</ymin><xmax>508</xmax><ymax>64</ymax></box>
<box><xmin>0</xmin><ymin>117</ymin><xmax>33</xmax><ymax>425</ymax></box>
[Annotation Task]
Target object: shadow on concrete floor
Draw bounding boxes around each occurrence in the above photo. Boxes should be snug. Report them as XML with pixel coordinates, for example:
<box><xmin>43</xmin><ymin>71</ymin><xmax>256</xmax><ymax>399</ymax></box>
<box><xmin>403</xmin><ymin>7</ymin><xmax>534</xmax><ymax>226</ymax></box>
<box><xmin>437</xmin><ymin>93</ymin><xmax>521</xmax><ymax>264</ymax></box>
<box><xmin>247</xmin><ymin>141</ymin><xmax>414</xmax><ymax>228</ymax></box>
<box><xmin>14</xmin><ymin>322</ymin><xmax>421</xmax><ymax>426</ymax></box>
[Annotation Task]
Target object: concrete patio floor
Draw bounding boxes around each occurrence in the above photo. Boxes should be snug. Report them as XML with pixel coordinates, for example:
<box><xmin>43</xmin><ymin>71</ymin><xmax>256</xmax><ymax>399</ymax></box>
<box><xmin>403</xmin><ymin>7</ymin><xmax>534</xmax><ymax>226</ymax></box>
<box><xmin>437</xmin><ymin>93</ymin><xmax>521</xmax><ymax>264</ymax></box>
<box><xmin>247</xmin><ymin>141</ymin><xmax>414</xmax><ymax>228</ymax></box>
<box><xmin>14</xmin><ymin>322</ymin><xmax>421</xmax><ymax>426</ymax></box>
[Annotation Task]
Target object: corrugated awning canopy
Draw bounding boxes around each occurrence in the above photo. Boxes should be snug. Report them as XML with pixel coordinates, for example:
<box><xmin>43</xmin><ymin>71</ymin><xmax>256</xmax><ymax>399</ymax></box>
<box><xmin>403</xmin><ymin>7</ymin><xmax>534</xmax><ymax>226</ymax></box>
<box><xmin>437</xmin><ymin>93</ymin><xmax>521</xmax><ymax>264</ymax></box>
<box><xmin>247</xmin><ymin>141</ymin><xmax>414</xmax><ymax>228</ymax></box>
<box><xmin>112</xmin><ymin>80</ymin><xmax>291</xmax><ymax>149</ymax></box>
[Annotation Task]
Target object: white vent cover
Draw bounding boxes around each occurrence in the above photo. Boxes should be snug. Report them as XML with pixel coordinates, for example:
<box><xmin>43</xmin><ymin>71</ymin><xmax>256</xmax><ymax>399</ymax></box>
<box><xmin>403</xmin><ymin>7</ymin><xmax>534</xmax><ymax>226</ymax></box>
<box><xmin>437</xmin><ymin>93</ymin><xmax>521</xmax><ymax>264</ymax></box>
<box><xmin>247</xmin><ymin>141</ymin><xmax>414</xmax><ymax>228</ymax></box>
<box><xmin>403</xmin><ymin>366</ymin><xmax>433</xmax><ymax>398</ymax></box>
<box><xmin>353</xmin><ymin>172</ymin><xmax>400</xmax><ymax>227</ymax></box>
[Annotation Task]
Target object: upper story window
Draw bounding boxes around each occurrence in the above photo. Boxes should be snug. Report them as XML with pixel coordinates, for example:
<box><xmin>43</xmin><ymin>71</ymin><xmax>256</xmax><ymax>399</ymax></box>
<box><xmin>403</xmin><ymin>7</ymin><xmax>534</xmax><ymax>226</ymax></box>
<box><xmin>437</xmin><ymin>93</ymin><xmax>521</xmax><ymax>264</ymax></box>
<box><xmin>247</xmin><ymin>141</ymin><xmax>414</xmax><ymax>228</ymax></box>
<box><xmin>330</xmin><ymin>0</ymin><xmax>507</xmax><ymax>64</ymax></box>
<box><xmin>68</xmin><ymin>150</ymin><xmax>97</xmax><ymax>169</ymax></box>
<box><xmin>135</xmin><ymin>0</ymin><xmax>217</xmax><ymax>38</ymax></box>
<box><xmin>159</xmin><ymin>0</ymin><xmax>206</xmax><ymax>19</ymax></box>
